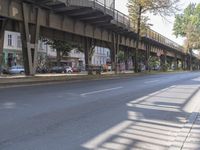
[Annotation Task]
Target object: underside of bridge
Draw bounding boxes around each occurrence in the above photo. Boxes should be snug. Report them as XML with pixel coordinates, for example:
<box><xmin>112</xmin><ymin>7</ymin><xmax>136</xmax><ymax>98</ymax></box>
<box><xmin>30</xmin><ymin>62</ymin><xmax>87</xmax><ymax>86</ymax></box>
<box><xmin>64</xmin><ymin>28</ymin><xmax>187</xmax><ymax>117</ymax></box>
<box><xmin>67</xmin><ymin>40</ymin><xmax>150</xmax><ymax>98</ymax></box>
<box><xmin>0</xmin><ymin>0</ymin><xmax>199</xmax><ymax>75</ymax></box>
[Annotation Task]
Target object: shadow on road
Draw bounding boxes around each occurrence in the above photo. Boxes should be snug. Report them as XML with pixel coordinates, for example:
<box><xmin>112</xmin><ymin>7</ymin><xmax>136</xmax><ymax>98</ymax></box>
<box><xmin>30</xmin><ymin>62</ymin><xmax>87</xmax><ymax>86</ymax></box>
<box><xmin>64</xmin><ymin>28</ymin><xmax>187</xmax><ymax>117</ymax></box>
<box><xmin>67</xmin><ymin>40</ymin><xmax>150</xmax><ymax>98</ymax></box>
<box><xmin>82</xmin><ymin>79</ymin><xmax>200</xmax><ymax>150</ymax></box>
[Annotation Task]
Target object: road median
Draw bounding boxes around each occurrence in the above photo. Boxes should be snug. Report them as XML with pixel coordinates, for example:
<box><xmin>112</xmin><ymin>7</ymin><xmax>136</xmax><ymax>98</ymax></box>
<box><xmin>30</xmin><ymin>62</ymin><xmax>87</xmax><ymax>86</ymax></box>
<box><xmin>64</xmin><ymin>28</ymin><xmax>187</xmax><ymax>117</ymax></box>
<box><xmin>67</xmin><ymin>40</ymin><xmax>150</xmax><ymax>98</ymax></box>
<box><xmin>0</xmin><ymin>71</ymin><xmax>189</xmax><ymax>88</ymax></box>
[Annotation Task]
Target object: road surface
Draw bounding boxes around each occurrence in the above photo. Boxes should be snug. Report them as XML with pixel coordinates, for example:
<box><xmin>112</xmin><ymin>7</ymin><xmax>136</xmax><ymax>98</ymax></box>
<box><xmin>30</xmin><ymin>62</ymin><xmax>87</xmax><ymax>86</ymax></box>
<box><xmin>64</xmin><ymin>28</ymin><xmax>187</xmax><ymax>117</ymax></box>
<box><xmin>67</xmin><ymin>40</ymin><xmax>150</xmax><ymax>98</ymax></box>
<box><xmin>0</xmin><ymin>72</ymin><xmax>200</xmax><ymax>150</ymax></box>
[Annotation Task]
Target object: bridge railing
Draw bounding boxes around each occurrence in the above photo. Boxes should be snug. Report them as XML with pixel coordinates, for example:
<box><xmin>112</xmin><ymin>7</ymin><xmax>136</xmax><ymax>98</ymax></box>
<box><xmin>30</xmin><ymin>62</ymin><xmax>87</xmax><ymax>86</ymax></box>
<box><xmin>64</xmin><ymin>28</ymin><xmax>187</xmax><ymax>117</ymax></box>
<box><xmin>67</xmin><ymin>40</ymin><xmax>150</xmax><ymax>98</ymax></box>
<box><xmin>114</xmin><ymin>10</ymin><xmax>131</xmax><ymax>29</ymax></box>
<box><xmin>67</xmin><ymin>0</ymin><xmax>184</xmax><ymax>53</ymax></box>
<box><xmin>67</xmin><ymin>0</ymin><xmax>115</xmax><ymax>16</ymax></box>
<box><xmin>111</xmin><ymin>7</ymin><xmax>184</xmax><ymax>53</ymax></box>
<box><xmin>145</xmin><ymin>29</ymin><xmax>183</xmax><ymax>52</ymax></box>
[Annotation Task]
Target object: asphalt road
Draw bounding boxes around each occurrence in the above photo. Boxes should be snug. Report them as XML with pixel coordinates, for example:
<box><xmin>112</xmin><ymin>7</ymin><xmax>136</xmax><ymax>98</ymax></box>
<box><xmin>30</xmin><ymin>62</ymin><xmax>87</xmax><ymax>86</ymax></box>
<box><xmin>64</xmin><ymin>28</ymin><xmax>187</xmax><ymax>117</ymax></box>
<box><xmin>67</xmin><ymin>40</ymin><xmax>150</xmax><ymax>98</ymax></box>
<box><xmin>1</xmin><ymin>72</ymin><xmax>200</xmax><ymax>150</ymax></box>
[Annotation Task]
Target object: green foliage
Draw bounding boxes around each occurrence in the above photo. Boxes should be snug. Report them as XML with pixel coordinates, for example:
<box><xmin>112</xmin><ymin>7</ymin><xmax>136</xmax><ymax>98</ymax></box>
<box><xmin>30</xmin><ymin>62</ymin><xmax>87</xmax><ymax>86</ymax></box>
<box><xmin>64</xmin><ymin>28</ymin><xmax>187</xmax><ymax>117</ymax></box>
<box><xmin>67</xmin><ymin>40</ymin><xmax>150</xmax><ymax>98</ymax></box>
<box><xmin>128</xmin><ymin>0</ymin><xmax>179</xmax><ymax>32</ymax></box>
<box><xmin>42</xmin><ymin>38</ymin><xmax>83</xmax><ymax>66</ymax></box>
<box><xmin>173</xmin><ymin>3</ymin><xmax>200</xmax><ymax>50</ymax></box>
<box><xmin>43</xmin><ymin>39</ymin><xmax>82</xmax><ymax>56</ymax></box>
<box><xmin>117</xmin><ymin>51</ymin><xmax>125</xmax><ymax>63</ymax></box>
<box><xmin>148</xmin><ymin>56</ymin><xmax>159</xmax><ymax>68</ymax></box>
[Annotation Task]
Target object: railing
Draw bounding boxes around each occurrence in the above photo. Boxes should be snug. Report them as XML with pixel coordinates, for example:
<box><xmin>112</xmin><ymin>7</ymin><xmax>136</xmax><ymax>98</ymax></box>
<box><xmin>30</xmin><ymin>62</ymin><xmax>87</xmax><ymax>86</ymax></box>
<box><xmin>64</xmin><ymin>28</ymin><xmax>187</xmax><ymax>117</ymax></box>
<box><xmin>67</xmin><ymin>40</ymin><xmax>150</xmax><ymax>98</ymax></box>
<box><xmin>114</xmin><ymin>10</ymin><xmax>131</xmax><ymax>29</ymax></box>
<box><xmin>64</xmin><ymin>0</ymin><xmax>184</xmax><ymax>53</ymax></box>
<box><xmin>145</xmin><ymin>29</ymin><xmax>183</xmax><ymax>52</ymax></box>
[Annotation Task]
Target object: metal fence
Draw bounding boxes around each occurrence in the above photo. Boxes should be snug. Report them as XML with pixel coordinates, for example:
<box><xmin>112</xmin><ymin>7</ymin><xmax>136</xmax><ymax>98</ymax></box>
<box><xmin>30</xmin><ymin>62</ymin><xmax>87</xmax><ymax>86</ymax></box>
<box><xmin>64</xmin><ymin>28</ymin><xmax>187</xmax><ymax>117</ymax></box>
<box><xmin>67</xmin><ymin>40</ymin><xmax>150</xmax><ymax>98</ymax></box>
<box><xmin>67</xmin><ymin>0</ymin><xmax>183</xmax><ymax>53</ymax></box>
<box><xmin>67</xmin><ymin>0</ymin><xmax>114</xmax><ymax>9</ymax></box>
<box><xmin>96</xmin><ymin>0</ymin><xmax>115</xmax><ymax>9</ymax></box>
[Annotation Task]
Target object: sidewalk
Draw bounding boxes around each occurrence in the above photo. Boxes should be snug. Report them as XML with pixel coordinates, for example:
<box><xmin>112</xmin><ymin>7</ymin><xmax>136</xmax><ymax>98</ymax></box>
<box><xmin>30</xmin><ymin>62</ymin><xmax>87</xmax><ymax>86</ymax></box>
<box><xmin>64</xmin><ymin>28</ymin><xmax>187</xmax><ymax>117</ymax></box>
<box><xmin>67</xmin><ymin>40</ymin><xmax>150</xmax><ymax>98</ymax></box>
<box><xmin>170</xmin><ymin>88</ymin><xmax>200</xmax><ymax>150</ymax></box>
<box><xmin>182</xmin><ymin>113</ymin><xmax>200</xmax><ymax>150</ymax></box>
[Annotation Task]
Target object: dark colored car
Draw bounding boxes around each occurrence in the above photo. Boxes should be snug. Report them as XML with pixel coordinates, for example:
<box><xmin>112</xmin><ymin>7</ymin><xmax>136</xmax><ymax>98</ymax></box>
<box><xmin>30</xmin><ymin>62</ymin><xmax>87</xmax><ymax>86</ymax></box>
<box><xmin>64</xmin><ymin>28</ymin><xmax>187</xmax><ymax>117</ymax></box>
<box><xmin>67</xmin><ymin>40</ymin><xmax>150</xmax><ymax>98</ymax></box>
<box><xmin>1</xmin><ymin>67</ymin><xmax>9</xmax><ymax>74</ymax></box>
<box><xmin>50</xmin><ymin>66</ymin><xmax>73</xmax><ymax>73</ymax></box>
<box><xmin>72</xmin><ymin>67</ymin><xmax>81</xmax><ymax>73</ymax></box>
<box><xmin>50</xmin><ymin>66</ymin><xmax>65</xmax><ymax>73</ymax></box>
<box><xmin>36</xmin><ymin>67</ymin><xmax>49</xmax><ymax>74</ymax></box>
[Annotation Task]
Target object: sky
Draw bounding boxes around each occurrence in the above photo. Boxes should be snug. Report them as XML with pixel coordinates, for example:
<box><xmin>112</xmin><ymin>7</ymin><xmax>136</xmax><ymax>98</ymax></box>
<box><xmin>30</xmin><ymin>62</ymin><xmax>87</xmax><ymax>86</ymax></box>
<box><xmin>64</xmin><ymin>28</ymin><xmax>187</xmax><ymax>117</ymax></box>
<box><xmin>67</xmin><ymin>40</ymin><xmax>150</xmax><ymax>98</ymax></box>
<box><xmin>115</xmin><ymin>0</ymin><xmax>200</xmax><ymax>46</ymax></box>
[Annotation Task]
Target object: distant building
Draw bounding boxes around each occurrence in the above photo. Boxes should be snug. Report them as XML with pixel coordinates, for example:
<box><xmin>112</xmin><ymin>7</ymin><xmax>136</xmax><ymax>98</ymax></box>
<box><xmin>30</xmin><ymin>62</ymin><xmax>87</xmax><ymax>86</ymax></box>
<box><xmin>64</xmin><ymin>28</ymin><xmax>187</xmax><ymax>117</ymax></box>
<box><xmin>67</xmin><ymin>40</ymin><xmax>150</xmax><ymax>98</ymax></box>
<box><xmin>2</xmin><ymin>30</ymin><xmax>56</xmax><ymax>67</ymax></box>
<box><xmin>67</xmin><ymin>49</ymin><xmax>85</xmax><ymax>68</ymax></box>
<box><xmin>92</xmin><ymin>46</ymin><xmax>110</xmax><ymax>66</ymax></box>
<box><xmin>2</xmin><ymin>31</ymin><xmax>111</xmax><ymax>69</ymax></box>
<box><xmin>3</xmin><ymin>31</ymin><xmax>22</xmax><ymax>67</ymax></box>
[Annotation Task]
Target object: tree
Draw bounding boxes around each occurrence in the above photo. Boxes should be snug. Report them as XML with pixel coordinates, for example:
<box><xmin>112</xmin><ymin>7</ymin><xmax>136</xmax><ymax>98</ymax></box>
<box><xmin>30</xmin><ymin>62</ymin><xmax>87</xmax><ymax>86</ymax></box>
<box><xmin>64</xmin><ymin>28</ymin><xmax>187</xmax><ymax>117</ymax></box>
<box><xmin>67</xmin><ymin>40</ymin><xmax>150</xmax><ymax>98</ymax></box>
<box><xmin>43</xmin><ymin>39</ymin><xmax>82</xmax><ymax>66</ymax></box>
<box><xmin>173</xmin><ymin>3</ymin><xmax>200</xmax><ymax>51</ymax></box>
<box><xmin>148</xmin><ymin>56</ymin><xmax>160</xmax><ymax>70</ymax></box>
<box><xmin>128</xmin><ymin>0</ymin><xmax>179</xmax><ymax>72</ymax></box>
<box><xmin>173</xmin><ymin>3</ymin><xmax>200</xmax><ymax>70</ymax></box>
<box><xmin>117</xmin><ymin>50</ymin><xmax>125</xmax><ymax>63</ymax></box>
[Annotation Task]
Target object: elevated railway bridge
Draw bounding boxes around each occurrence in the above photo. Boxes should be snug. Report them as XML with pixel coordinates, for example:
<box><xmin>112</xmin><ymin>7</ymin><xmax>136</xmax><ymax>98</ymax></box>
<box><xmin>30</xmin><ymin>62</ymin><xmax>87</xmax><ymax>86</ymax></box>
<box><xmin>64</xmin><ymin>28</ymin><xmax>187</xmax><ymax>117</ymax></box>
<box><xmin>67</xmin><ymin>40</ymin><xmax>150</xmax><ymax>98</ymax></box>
<box><xmin>0</xmin><ymin>0</ymin><xmax>199</xmax><ymax>75</ymax></box>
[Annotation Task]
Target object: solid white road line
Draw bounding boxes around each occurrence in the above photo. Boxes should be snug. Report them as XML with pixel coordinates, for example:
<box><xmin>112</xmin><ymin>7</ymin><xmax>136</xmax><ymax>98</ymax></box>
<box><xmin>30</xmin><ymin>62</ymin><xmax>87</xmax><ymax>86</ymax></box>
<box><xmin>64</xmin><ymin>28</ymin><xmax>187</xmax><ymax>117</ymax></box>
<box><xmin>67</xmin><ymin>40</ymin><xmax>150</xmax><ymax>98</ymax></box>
<box><xmin>80</xmin><ymin>86</ymin><xmax>123</xmax><ymax>96</ymax></box>
<box><xmin>144</xmin><ymin>80</ymin><xmax>160</xmax><ymax>84</ymax></box>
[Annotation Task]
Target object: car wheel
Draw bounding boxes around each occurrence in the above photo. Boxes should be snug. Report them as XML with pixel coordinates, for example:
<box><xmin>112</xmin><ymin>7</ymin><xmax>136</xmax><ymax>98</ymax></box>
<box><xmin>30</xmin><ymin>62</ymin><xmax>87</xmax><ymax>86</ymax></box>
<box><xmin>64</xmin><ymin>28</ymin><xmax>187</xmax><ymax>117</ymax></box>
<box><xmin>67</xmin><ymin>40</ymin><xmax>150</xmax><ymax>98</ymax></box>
<box><xmin>20</xmin><ymin>71</ymin><xmax>24</xmax><ymax>74</ymax></box>
<box><xmin>68</xmin><ymin>70</ymin><xmax>72</xmax><ymax>74</ymax></box>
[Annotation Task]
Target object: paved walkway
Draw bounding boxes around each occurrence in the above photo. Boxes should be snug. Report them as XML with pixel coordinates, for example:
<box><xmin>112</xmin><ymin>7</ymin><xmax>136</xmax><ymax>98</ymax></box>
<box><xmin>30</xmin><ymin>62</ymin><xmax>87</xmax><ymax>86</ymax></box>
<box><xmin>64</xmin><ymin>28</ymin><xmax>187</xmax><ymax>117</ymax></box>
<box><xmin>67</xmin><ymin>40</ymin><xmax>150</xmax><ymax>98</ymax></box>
<box><xmin>169</xmin><ymin>87</ymin><xmax>200</xmax><ymax>150</ymax></box>
<box><xmin>182</xmin><ymin>113</ymin><xmax>200</xmax><ymax>150</ymax></box>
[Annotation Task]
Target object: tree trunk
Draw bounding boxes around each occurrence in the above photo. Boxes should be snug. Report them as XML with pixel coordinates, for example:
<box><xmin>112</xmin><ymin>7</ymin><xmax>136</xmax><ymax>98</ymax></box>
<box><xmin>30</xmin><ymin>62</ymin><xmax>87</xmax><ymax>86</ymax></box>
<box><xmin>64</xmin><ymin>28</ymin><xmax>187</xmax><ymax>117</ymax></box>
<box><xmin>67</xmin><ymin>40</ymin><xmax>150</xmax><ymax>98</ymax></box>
<box><xmin>56</xmin><ymin>49</ymin><xmax>61</xmax><ymax>66</ymax></box>
<box><xmin>134</xmin><ymin>5</ymin><xmax>142</xmax><ymax>73</ymax></box>
<box><xmin>189</xmin><ymin>49</ymin><xmax>193</xmax><ymax>71</ymax></box>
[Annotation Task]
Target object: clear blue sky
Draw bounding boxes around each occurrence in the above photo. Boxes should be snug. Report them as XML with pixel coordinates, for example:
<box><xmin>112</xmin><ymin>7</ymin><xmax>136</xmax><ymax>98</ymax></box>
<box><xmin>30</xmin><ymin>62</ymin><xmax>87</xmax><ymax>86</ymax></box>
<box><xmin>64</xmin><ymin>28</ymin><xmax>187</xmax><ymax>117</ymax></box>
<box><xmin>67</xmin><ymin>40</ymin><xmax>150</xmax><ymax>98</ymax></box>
<box><xmin>115</xmin><ymin>0</ymin><xmax>200</xmax><ymax>46</ymax></box>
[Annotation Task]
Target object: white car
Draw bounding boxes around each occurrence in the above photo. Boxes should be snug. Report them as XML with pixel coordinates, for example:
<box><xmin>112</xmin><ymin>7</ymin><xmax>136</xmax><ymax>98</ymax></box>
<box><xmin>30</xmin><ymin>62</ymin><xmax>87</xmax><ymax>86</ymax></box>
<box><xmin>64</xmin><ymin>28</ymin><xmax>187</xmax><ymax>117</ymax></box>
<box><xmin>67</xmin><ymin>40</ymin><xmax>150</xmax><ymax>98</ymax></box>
<box><xmin>64</xmin><ymin>66</ymin><xmax>73</xmax><ymax>73</ymax></box>
<box><xmin>9</xmin><ymin>66</ymin><xmax>25</xmax><ymax>74</ymax></box>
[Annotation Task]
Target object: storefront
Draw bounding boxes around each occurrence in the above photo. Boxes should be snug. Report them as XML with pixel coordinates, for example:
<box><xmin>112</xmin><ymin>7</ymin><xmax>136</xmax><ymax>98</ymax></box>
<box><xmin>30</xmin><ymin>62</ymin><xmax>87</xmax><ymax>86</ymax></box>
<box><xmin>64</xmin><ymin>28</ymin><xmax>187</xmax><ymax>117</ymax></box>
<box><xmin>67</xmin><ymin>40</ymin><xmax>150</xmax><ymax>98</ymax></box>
<box><xmin>3</xmin><ymin>49</ymin><xmax>23</xmax><ymax>67</ymax></box>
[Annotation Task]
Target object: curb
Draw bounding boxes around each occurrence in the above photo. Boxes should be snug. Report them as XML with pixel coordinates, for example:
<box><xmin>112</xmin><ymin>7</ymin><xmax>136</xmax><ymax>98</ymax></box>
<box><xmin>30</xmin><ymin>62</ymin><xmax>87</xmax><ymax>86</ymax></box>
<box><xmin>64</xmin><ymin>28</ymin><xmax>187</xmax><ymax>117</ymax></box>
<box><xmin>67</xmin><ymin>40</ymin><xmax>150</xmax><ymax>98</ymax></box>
<box><xmin>0</xmin><ymin>71</ymin><xmax>191</xmax><ymax>88</ymax></box>
<box><xmin>169</xmin><ymin>89</ymin><xmax>200</xmax><ymax>150</ymax></box>
<box><xmin>0</xmin><ymin>73</ymin><xmax>145</xmax><ymax>88</ymax></box>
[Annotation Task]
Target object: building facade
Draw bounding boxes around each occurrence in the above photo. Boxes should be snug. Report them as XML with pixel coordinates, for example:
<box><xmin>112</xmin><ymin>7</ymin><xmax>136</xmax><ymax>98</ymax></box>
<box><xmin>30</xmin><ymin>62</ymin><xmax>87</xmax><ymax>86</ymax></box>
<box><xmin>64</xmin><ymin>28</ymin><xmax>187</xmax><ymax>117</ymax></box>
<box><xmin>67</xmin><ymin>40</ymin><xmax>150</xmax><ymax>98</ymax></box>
<box><xmin>2</xmin><ymin>30</ymin><xmax>56</xmax><ymax>68</ymax></box>
<box><xmin>68</xmin><ymin>49</ymin><xmax>85</xmax><ymax>68</ymax></box>
<box><xmin>2</xmin><ymin>31</ymin><xmax>111</xmax><ymax>69</ymax></box>
<box><xmin>92</xmin><ymin>46</ymin><xmax>110</xmax><ymax>66</ymax></box>
<box><xmin>3</xmin><ymin>31</ymin><xmax>22</xmax><ymax>67</ymax></box>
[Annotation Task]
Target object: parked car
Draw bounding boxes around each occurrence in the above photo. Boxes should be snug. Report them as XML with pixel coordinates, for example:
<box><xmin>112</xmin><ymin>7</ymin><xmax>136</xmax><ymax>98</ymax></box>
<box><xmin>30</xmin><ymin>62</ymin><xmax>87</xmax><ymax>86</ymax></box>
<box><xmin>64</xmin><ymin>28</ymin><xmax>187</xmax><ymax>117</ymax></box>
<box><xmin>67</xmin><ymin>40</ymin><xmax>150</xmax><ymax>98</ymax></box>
<box><xmin>1</xmin><ymin>67</ymin><xmax>9</xmax><ymax>74</ymax></box>
<box><xmin>64</xmin><ymin>66</ymin><xmax>73</xmax><ymax>73</ymax></box>
<box><xmin>36</xmin><ymin>67</ymin><xmax>49</xmax><ymax>74</ymax></box>
<box><xmin>72</xmin><ymin>67</ymin><xmax>81</xmax><ymax>73</ymax></box>
<box><xmin>8</xmin><ymin>66</ymin><xmax>25</xmax><ymax>74</ymax></box>
<box><xmin>50</xmin><ymin>66</ymin><xmax>73</xmax><ymax>74</ymax></box>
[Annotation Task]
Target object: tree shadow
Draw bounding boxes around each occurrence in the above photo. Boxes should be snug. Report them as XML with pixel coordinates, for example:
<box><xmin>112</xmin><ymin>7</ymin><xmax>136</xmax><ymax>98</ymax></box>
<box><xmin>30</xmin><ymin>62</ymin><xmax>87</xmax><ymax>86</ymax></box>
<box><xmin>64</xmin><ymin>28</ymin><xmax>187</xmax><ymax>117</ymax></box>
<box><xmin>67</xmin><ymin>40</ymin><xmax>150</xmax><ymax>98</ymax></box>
<box><xmin>81</xmin><ymin>78</ymin><xmax>200</xmax><ymax>150</ymax></box>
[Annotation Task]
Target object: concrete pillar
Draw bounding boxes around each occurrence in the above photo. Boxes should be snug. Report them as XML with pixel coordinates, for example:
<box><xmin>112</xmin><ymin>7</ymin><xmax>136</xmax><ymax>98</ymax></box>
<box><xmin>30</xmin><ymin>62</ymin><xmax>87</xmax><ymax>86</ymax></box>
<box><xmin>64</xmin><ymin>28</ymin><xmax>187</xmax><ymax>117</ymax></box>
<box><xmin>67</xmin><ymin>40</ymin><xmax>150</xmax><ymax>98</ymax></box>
<box><xmin>20</xmin><ymin>3</ymin><xmax>41</xmax><ymax>75</ymax></box>
<box><xmin>0</xmin><ymin>20</ymin><xmax>7</xmax><ymax>74</ymax></box>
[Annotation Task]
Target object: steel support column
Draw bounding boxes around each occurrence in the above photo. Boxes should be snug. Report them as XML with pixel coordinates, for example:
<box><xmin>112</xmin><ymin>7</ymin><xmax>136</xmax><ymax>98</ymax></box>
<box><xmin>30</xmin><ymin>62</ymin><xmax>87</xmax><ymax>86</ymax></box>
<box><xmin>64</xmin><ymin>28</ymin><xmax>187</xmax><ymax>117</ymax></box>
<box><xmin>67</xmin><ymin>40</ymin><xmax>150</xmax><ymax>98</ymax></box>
<box><xmin>0</xmin><ymin>19</ymin><xmax>7</xmax><ymax>74</ymax></box>
<box><xmin>174</xmin><ymin>54</ymin><xmax>178</xmax><ymax>70</ymax></box>
<box><xmin>145</xmin><ymin>43</ymin><xmax>150</xmax><ymax>71</ymax></box>
<box><xmin>20</xmin><ymin>3</ymin><xmax>41</xmax><ymax>75</ymax></box>
<box><xmin>84</xmin><ymin>37</ymin><xmax>90</xmax><ymax>72</ymax></box>
<box><xmin>160</xmin><ymin>51</ymin><xmax>167</xmax><ymax>71</ymax></box>
<box><xmin>181</xmin><ymin>56</ymin><xmax>186</xmax><ymax>70</ymax></box>
<box><xmin>124</xmin><ymin>47</ymin><xmax>129</xmax><ymax>71</ymax></box>
<box><xmin>111</xmin><ymin>32</ymin><xmax>119</xmax><ymax>74</ymax></box>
